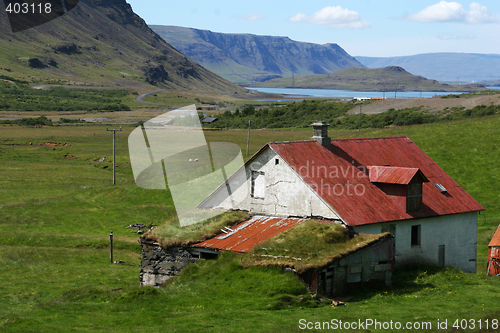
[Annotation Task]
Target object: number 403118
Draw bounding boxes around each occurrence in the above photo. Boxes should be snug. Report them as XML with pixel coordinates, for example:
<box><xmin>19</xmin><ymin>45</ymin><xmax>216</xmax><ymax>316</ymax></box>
<box><xmin>5</xmin><ymin>2</ymin><xmax>52</xmax><ymax>14</ymax></box>
<box><xmin>453</xmin><ymin>319</ymin><xmax>499</xmax><ymax>330</ymax></box>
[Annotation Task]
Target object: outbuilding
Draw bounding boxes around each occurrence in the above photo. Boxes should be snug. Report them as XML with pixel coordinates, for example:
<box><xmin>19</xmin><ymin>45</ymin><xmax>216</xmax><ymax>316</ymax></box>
<box><xmin>202</xmin><ymin>117</ymin><xmax>218</xmax><ymax>125</ymax></box>
<box><xmin>487</xmin><ymin>225</ymin><xmax>500</xmax><ymax>276</ymax></box>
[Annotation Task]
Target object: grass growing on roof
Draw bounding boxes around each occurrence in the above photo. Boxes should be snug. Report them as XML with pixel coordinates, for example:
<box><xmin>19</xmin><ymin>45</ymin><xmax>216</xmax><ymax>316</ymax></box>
<box><xmin>143</xmin><ymin>211</ymin><xmax>250</xmax><ymax>248</ymax></box>
<box><xmin>243</xmin><ymin>220</ymin><xmax>387</xmax><ymax>273</ymax></box>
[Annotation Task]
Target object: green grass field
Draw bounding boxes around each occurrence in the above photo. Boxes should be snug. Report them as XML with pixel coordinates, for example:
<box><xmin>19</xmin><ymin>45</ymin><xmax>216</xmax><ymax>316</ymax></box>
<box><xmin>1</xmin><ymin>116</ymin><xmax>500</xmax><ymax>332</ymax></box>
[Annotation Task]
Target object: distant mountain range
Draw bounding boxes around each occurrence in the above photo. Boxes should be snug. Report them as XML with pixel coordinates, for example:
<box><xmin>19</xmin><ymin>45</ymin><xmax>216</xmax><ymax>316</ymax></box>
<box><xmin>248</xmin><ymin>66</ymin><xmax>484</xmax><ymax>92</ymax></box>
<box><xmin>151</xmin><ymin>25</ymin><xmax>363</xmax><ymax>84</ymax></box>
<box><xmin>356</xmin><ymin>53</ymin><xmax>500</xmax><ymax>84</ymax></box>
<box><xmin>0</xmin><ymin>0</ymin><xmax>245</xmax><ymax>94</ymax></box>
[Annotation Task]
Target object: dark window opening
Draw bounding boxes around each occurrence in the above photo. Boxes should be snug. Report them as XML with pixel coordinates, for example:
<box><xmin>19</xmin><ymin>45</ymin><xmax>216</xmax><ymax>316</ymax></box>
<box><xmin>275</xmin><ymin>158</ymin><xmax>279</xmax><ymax>165</ymax></box>
<box><xmin>438</xmin><ymin>245</ymin><xmax>445</xmax><ymax>267</ymax></box>
<box><xmin>411</xmin><ymin>225</ymin><xmax>421</xmax><ymax>246</ymax></box>
<box><xmin>407</xmin><ymin>182</ymin><xmax>423</xmax><ymax>212</ymax></box>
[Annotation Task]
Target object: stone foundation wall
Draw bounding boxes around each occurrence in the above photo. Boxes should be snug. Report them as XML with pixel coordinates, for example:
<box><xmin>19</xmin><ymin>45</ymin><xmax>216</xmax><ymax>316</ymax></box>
<box><xmin>140</xmin><ymin>241</ymin><xmax>198</xmax><ymax>286</ymax></box>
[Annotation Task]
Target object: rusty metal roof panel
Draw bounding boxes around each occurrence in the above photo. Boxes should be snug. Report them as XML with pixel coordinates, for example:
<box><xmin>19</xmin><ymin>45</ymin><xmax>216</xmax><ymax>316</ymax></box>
<box><xmin>193</xmin><ymin>216</ymin><xmax>306</xmax><ymax>253</ymax></box>
<box><xmin>269</xmin><ymin>136</ymin><xmax>483</xmax><ymax>226</ymax></box>
<box><xmin>489</xmin><ymin>226</ymin><xmax>500</xmax><ymax>247</ymax></box>
<box><xmin>368</xmin><ymin>166</ymin><xmax>425</xmax><ymax>184</ymax></box>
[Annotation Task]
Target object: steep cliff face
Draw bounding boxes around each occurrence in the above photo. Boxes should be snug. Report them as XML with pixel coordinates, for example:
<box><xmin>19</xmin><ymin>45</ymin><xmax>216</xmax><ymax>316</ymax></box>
<box><xmin>0</xmin><ymin>0</ymin><xmax>246</xmax><ymax>93</ymax></box>
<box><xmin>152</xmin><ymin>25</ymin><xmax>364</xmax><ymax>84</ymax></box>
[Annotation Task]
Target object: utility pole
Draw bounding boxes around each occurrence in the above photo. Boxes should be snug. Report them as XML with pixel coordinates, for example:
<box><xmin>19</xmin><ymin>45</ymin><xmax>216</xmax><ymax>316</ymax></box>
<box><xmin>246</xmin><ymin>120</ymin><xmax>252</xmax><ymax>156</ymax></box>
<box><xmin>107</xmin><ymin>127</ymin><xmax>122</xmax><ymax>185</ymax></box>
<box><xmin>110</xmin><ymin>230</ymin><xmax>113</xmax><ymax>263</ymax></box>
<box><xmin>395</xmin><ymin>85</ymin><xmax>398</xmax><ymax>99</ymax></box>
<box><xmin>358</xmin><ymin>105</ymin><xmax>362</xmax><ymax>131</ymax></box>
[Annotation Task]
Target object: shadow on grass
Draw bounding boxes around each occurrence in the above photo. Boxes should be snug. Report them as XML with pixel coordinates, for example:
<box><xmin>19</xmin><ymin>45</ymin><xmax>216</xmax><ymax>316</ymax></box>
<box><xmin>347</xmin><ymin>265</ymin><xmax>440</xmax><ymax>303</ymax></box>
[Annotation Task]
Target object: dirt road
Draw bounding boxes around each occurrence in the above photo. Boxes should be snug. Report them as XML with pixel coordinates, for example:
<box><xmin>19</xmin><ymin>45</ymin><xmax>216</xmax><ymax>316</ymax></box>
<box><xmin>348</xmin><ymin>94</ymin><xmax>500</xmax><ymax>115</ymax></box>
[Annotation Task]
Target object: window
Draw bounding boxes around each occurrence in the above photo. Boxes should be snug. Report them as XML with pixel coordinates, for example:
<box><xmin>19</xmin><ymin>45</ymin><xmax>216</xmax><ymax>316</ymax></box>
<box><xmin>407</xmin><ymin>182</ymin><xmax>423</xmax><ymax>212</ymax></box>
<box><xmin>411</xmin><ymin>225</ymin><xmax>421</xmax><ymax>246</ymax></box>
<box><xmin>251</xmin><ymin>171</ymin><xmax>265</xmax><ymax>199</ymax></box>
<box><xmin>275</xmin><ymin>158</ymin><xmax>279</xmax><ymax>165</ymax></box>
<box><xmin>434</xmin><ymin>183</ymin><xmax>447</xmax><ymax>192</ymax></box>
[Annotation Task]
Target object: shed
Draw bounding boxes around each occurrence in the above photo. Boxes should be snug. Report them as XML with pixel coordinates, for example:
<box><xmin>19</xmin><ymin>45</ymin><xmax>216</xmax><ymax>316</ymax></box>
<box><xmin>487</xmin><ymin>225</ymin><xmax>500</xmax><ymax>276</ymax></box>
<box><xmin>192</xmin><ymin>216</ymin><xmax>394</xmax><ymax>296</ymax></box>
<box><xmin>299</xmin><ymin>233</ymin><xmax>393</xmax><ymax>296</ymax></box>
<box><xmin>202</xmin><ymin>117</ymin><xmax>218</xmax><ymax>125</ymax></box>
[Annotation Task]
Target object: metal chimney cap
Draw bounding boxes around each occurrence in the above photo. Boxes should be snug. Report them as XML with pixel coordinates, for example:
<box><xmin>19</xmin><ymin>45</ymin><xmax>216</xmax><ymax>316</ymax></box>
<box><xmin>311</xmin><ymin>121</ymin><xmax>330</xmax><ymax>127</ymax></box>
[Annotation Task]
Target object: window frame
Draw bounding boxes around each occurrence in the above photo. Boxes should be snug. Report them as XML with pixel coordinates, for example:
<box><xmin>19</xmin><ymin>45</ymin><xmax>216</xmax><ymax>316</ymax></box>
<box><xmin>411</xmin><ymin>224</ymin><xmax>421</xmax><ymax>247</ymax></box>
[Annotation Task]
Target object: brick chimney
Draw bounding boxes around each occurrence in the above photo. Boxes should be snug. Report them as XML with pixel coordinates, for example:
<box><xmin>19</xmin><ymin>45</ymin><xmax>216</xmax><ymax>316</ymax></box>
<box><xmin>311</xmin><ymin>121</ymin><xmax>331</xmax><ymax>148</ymax></box>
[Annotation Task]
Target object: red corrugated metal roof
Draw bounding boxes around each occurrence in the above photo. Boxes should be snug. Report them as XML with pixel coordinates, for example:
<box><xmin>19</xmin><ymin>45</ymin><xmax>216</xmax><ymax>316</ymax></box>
<box><xmin>192</xmin><ymin>216</ymin><xmax>305</xmax><ymax>253</ymax></box>
<box><xmin>489</xmin><ymin>225</ymin><xmax>500</xmax><ymax>247</ymax></box>
<box><xmin>269</xmin><ymin>136</ymin><xmax>483</xmax><ymax>226</ymax></box>
<box><xmin>368</xmin><ymin>166</ymin><xmax>428</xmax><ymax>184</ymax></box>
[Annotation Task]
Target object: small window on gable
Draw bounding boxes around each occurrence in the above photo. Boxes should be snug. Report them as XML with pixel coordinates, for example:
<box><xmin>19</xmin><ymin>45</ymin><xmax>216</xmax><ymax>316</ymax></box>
<box><xmin>251</xmin><ymin>171</ymin><xmax>265</xmax><ymax>199</ymax></box>
<box><xmin>275</xmin><ymin>158</ymin><xmax>279</xmax><ymax>165</ymax></box>
<box><xmin>411</xmin><ymin>225</ymin><xmax>421</xmax><ymax>246</ymax></box>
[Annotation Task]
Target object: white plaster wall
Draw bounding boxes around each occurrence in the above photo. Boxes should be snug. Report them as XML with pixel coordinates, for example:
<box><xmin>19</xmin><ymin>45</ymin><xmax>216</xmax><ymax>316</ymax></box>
<box><xmin>200</xmin><ymin>147</ymin><xmax>341</xmax><ymax>220</ymax></box>
<box><xmin>353</xmin><ymin>212</ymin><xmax>478</xmax><ymax>273</ymax></box>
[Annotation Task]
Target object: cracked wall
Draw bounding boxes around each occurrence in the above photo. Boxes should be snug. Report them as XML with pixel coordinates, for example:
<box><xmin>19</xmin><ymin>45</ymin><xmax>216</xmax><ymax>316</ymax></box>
<box><xmin>200</xmin><ymin>146</ymin><xmax>341</xmax><ymax>220</ymax></box>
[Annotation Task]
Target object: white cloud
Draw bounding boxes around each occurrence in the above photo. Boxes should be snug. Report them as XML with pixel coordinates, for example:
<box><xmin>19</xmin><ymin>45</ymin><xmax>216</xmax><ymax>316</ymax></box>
<box><xmin>466</xmin><ymin>3</ymin><xmax>496</xmax><ymax>23</ymax></box>
<box><xmin>437</xmin><ymin>33</ymin><xmax>476</xmax><ymax>39</ymax></box>
<box><xmin>289</xmin><ymin>6</ymin><xmax>370</xmax><ymax>29</ymax></box>
<box><xmin>405</xmin><ymin>1</ymin><xmax>497</xmax><ymax>24</ymax></box>
<box><xmin>235</xmin><ymin>13</ymin><xmax>263</xmax><ymax>21</ymax></box>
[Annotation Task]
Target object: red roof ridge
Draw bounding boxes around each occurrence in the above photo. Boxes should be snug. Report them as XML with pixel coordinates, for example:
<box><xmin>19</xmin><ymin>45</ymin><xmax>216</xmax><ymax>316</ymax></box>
<box><xmin>271</xmin><ymin>140</ymin><xmax>314</xmax><ymax>145</ymax></box>
<box><xmin>331</xmin><ymin>136</ymin><xmax>410</xmax><ymax>142</ymax></box>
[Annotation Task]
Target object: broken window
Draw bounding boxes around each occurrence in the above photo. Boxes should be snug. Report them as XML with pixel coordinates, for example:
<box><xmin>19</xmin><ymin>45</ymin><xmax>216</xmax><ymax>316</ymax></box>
<box><xmin>251</xmin><ymin>171</ymin><xmax>265</xmax><ymax>199</ymax></box>
<box><xmin>411</xmin><ymin>225</ymin><xmax>421</xmax><ymax>246</ymax></box>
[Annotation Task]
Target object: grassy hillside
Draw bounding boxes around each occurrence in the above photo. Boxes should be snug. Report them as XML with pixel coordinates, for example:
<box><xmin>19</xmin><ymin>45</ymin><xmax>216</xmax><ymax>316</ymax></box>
<box><xmin>248</xmin><ymin>66</ymin><xmax>485</xmax><ymax>92</ymax></box>
<box><xmin>152</xmin><ymin>25</ymin><xmax>363</xmax><ymax>84</ymax></box>
<box><xmin>1</xmin><ymin>116</ymin><xmax>500</xmax><ymax>332</ymax></box>
<box><xmin>0</xmin><ymin>0</ymin><xmax>246</xmax><ymax>94</ymax></box>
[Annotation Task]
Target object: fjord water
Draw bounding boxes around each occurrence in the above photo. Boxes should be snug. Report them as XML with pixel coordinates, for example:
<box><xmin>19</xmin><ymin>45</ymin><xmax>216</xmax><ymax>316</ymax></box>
<box><xmin>246</xmin><ymin>87</ymin><xmax>464</xmax><ymax>99</ymax></box>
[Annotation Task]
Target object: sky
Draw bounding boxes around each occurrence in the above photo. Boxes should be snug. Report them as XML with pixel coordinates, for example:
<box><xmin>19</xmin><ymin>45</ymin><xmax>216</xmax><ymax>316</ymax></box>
<box><xmin>125</xmin><ymin>0</ymin><xmax>500</xmax><ymax>57</ymax></box>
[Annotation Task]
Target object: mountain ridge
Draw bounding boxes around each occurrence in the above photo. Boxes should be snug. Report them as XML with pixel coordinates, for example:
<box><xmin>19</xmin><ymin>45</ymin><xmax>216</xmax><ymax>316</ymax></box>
<box><xmin>248</xmin><ymin>66</ymin><xmax>484</xmax><ymax>92</ymax></box>
<box><xmin>356</xmin><ymin>53</ymin><xmax>500</xmax><ymax>83</ymax></box>
<box><xmin>151</xmin><ymin>25</ymin><xmax>364</xmax><ymax>84</ymax></box>
<box><xmin>0</xmin><ymin>0</ymin><xmax>246</xmax><ymax>94</ymax></box>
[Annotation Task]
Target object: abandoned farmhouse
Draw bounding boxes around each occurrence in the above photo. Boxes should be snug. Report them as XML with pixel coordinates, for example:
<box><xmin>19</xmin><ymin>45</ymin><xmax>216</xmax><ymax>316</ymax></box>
<box><xmin>141</xmin><ymin>122</ymin><xmax>484</xmax><ymax>295</ymax></box>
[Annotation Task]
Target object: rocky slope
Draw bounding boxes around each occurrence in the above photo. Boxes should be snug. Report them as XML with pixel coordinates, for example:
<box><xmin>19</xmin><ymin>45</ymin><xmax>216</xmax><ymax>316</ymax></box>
<box><xmin>0</xmin><ymin>0</ymin><xmax>246</xmax><ymax>94</ymax></box>
<box><xmin>152</xmin><ymin>25</ymin><xmax>364</xmax><ymax>84</ymax></box>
